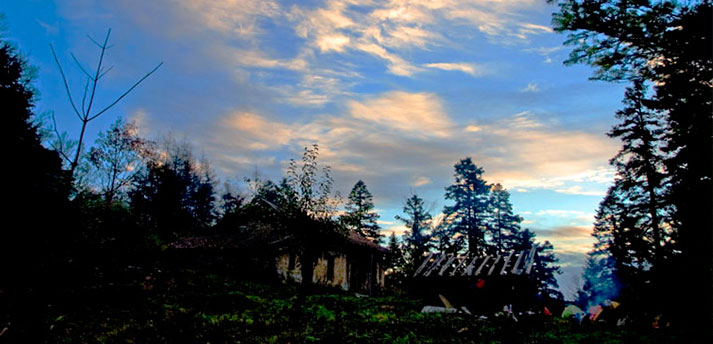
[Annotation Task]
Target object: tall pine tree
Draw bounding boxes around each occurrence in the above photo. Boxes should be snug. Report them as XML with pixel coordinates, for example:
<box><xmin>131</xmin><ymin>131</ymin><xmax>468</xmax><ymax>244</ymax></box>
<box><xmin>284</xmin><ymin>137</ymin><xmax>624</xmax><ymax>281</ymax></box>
<box><xmin>342</xmin><ymin>180</ymin><xmax>381</xmax><ymax>242</ymax></box>
<box><xmin>395</xmin><ymin>194</ymin><xmax>434</xmax><ymax>272</ymax></box>
<box><xmin>551</xmin><ymin>0</ymin><xmax>712</xmax><ymax>333</ymax></box>
<box><xmin>443</xmin><ymin>158</ymin><xmax>491</xmax><ymax>255</ymax></box>
<box><xmin>488</xmin><ymin>183</ymin><xmax>523</xmax><ymax>252</ymax></box>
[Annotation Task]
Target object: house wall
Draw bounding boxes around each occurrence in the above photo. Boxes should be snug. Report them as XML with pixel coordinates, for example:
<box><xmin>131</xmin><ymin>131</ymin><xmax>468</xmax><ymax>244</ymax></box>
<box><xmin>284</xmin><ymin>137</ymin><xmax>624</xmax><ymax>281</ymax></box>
<box><xmin>311</xmin><ymin>254</ymin><xmax>350</xmax><ymax>290</ymax></box>
<box><xmin>275</xmin><ymin>251</ymin><xmax>381</xmax><ymax>292</ymax></box>
<box><xmin>376</xmin><ymin>263</ymin><xmax>385</xmax><ymax>288</ymax></box>
<box><xmin>333</xmin><ymin>255</ymin><xmax>349</xmax><ymax>290</ymax></box>
<box><xmin>313</xmin><ymin>257</ymin><xmax>328</xmax><ymax>284</ymax></box>
<box><xmin>275</xmin><ymin>253</ymin><xmax>302</xmax><ymax>283</ymax></box>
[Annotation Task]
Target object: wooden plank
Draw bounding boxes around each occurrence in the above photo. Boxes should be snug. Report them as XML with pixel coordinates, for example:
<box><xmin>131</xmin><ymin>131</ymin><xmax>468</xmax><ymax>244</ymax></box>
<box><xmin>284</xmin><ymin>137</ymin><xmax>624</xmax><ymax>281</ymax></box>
<box><xmin>413</xmin><ymin>252</ymin><xmax>435</xmax><ymax>277</ymax></box>
<box><xmin>424</xmin><ymin>253</ymin><xmax>447</xmax><ymax>277</ymax></box>
<box><xmin>499</xmin><ymin>251</ymin><xmax>515</xmax><ymax>275</ymax></box>
<box><xmin>487</xmin><ymin>254</ymin><xmax>502</xmax><ymax>276</ymax></box>
<box><xmin>439</xmin><ymin>256</ymin><xmax>457</xmax><ymax>276</ymax></box>
<box><xmin>510</xmin><ymin>250</ymin><xmax>524</xmax><ymax>275</ymax></box>
<box><xmin>474</xmin><ymin>255</ymin><xmax>490</xmax><ymax>276</ymax></box>
<box><xmin>451</xmin><ymin>255</ymin><xmax>469</xmax><ymax>276</ymax></box>
<box><xmin>439</xmin><ymin>294</ymin><xmax>454</xmax><ymax>309</ymax></box>
<box><xmin>463</xmin><ymin>256</ymin><xmax>479</xmax><ymax>276</ymax></box>
<box><xmin>525</xmin><ymin>246</ymin><xmax>537</xmax><ymax>274</ymax></box>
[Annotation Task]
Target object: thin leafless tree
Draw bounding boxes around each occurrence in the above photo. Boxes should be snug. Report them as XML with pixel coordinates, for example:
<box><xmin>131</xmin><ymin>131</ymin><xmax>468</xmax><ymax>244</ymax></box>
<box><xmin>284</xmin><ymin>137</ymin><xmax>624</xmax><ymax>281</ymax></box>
<box><xmin>50</xmin><ymin>28</ymin><xmax>162</xmax><ymax>179</ymax></box>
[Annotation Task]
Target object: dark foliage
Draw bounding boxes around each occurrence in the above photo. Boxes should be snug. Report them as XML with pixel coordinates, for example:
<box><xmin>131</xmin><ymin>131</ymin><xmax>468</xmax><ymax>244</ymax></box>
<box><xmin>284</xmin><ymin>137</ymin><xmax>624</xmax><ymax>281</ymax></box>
<box><xmin>1</xmin><ymin>33</ymin><xmax>72</xmax><ymax>341</ymax></box>
<box><xmin>395</xmin><ymin>194</ymin><xmax>434</xmax><ymax>273</ymax></box>
<box><xmin>443</xmin><ymin>158</ymin><xmax>491</xmax><ymax>255</ymax></box>
<box><xmin>130</xmin><ymin>142</ymin><xmax>216</xmax><ymax>243</ymax></box>
<box><xmin>551</xmin><ymin>0</ymin><xmax>712</xmax><ymax>335</ymax></box>
<box><xmin>43</xmin><ymin>268</ymin><xmax>682</xmax><ymax>343</ymax></box>
<box><xmin>342</xmin><ymin>180</ymin><xmax>381</xmax><ymax>242</ymax></box>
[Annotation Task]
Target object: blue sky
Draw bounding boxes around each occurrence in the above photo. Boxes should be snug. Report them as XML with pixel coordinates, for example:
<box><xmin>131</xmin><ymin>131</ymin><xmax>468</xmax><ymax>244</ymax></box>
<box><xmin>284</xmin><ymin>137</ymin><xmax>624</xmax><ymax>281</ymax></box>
<box><xmin>3</xmin><ymin>0</ymin><xmax>627</xmax><ymax>299</ymax></box>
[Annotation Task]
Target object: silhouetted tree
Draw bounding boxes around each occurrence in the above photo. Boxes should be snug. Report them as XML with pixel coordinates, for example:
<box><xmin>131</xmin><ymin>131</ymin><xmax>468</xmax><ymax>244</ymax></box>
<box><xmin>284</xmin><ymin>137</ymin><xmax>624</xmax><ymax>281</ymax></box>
<box><xmin>342</xmin><ymin>180</ymin><xmax>381</xmax><ymax>242</ymax></box>
<box><xmin>395</xmin><ymin>194</ymin><xmax>434</xmax><ymax>272</ymax></box>
<box><xmin>443</xmin><ymin>158</ymin><xmax>491</xmax><ymax>255</ymax></box>
<box><xmin>488</xmin><ymin>183</ymin><xmax>523</xmax><ymax>251</ymax></box>
<box><xmin>279</xmin><ymin>145</ymin><xmax>344</xmax><ymax>290</ymax></box>
<box><xmin>550</xmin><ymin>0</ymin><xmax>712</xmax><ymax>331</ymax></box>
<box><xmin>130</xmin><ymin>140</ymin><xmax>215</xmax><ymax>242</ymax></box>
<box><xmin>286</xmin><ymin>144</ymin><xmax>339</xmax><ymax>220</ymax></box>
<box><xmin>506</xmin><ymin>227</ymin><xmax>562</xmax><ymax>300</ymax></box>
<box><xmin>86</xmin><ymin>117</ymin><xmax>155</xmax><ymax>204</ymax></box>
<box><xmin>386</xmin><ymin>232</ymin><xmax>404</xmax><ymax>270</ymax></box>
<box><xmin>49</xmin><ymin>28</ymin><xmax>162</xmax><ymax>178</ymax></box>
<box><xmin>2</xmin><ymin>26</ymin><xmax>71</xmax><ymax>341</ymax></box>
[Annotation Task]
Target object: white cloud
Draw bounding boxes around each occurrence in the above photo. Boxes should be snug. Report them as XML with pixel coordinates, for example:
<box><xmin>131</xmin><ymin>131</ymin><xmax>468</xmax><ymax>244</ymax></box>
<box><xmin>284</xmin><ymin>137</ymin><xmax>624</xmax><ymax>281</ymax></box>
<box><xmin>354</xmin><ymin>42</ymin><xmax>422</xmax><ymax>76</ymax></box>
<box><xmin>179</xmin><ymin>0</ymin><xmax>281</xmax><ymax>37</ymax></box>
<box><xmin>234</xmin><ymin>50</ymin><xmax>308</xmax><ymax>71</ymax></box>
<box><xmin>424</xmin><ymin>62</ymin><xmax>482</xmax><ymax>76</ymax></box>
<box><xmin>348</xmin><ymin>91</ymin><xmax>452</xmax><ymax>137</ymax></box>
<box><xmin>220</xmin><ymin>112</ymin><xmax>292</xmax><ymax>150</ymax></box>
<box><xmin>129</xmin><ymin>108</ymin><xmax>151</xmax><ymax>137</ymax></box>
<box><xmin>317</xmin><ymin>34</ymin><xmax>351</xmax><ymax>52</ymax></box>
<box><xmin>203</xmin><ymin>94</ymin><xmax>616</xmax><ymax>220</ymax></box>
<box><xmin>521</xmin><ymin>82</ymin><xmax>539</xmax><ymax>93</ymax></box>
<box><xmin>555</xmin><ymin>185</ymin><xmax>605</xmax><ymax>197</ymax></box>
<box><xmin>412</xmin><ymin>176</ymin><xmax>432</xmax><ymax>187</ymax></box>
<box><xmin>382</xmin><ymin>225</ymin><xmax>408</xmax><ymax>237</ymax></box>
<box><xmin>535</xmin><ymin>210</ymin><xmax>586</xmax><ymax>217</ymax></box>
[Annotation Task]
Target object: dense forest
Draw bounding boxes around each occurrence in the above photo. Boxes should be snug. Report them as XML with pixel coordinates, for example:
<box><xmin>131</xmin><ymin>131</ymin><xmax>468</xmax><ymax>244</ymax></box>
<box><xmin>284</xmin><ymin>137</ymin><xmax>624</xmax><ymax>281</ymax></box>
<box><xmin>549</xmin><ymin>0</ymin><xmax>712</xmax><ymax>339</ymax></box>
<box><xmin>2</xmin><ymin>0</ymin><xmax>712</xmax><ymax>342</ymax></box>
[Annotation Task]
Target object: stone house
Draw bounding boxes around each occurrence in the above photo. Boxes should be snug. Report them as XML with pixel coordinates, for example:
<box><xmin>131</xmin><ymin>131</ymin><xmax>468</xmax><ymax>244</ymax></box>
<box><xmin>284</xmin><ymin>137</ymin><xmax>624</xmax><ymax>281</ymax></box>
<box><xmin>274</xmin><ymin>232</ymin><xmax>387</xmax><ymax>294</ymax></box>
<box><xmin>170</xmin><ymin>229</ymin><xmax>388</xmax><ymax>294</ymax></box>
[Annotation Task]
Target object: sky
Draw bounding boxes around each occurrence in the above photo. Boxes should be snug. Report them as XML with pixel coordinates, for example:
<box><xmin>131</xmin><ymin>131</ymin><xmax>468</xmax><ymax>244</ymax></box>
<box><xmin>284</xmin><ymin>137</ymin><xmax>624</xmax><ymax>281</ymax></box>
<box><xmin>3</xmin><ymin>0</ymin><xmax>628</xmax><ymax>299</ymax></box>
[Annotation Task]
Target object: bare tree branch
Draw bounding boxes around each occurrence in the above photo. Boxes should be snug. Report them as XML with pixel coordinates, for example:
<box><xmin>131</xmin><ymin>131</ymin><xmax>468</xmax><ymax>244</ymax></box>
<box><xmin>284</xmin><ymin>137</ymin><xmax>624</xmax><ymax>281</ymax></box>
<box><xmin>51</xmin><ymin>27</ymin><xmax>162</xmax><ymax>179</ymax></box>
<box><xmin>50</xmin><ymin>44</ymin><xmax>83</xmax><ymax>121</ymax></box>
<box><xmin>81</xmin><ymin>77</ymin><xmax>90</xmax><ymax>114</ymax></box>
<box><xmin>88</xmin><ymin>62</ymin><xmax>163</xmax><ymax>121</ymax></box>
<box><xmin>86</xmin><ymin>34</ymin><xmax>103</xmax><ymax>49</ymax></box>
<box><xmin>84</xmin><ymin>29</ymin><xmax>111</xmax><ymax>119</ymax></box>
<box><xmin>98</xmin><ymin>65</ymin><xmax>114</xmax><ymax>80</ymax></box>
<box><xmin>70</xmin><ymin>52</ymin><xmax>93</xmax><ymax>80</ymax></box>
<box><xmin>51</xmin><ymin>112</ymin><xmax>72</xmax><ymax>164</ymax></box>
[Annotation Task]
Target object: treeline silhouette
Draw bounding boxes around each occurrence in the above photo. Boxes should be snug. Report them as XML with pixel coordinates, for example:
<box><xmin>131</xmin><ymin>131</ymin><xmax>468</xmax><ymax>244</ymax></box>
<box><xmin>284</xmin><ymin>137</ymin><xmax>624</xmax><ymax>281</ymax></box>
<box><xmin>1</xmin><ymin>26</ymin><xmax>562</xmax><ymax>341</ymax></box>
<box><xmin>550</xmin><ymin>0</ymin><xmax>712</xmax><ymax>339</ymax></box>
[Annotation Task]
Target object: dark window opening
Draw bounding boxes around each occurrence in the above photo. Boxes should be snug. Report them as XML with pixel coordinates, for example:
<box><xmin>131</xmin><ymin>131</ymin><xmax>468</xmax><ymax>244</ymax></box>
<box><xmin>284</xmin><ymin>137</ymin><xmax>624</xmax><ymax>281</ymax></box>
<box><xmin>288</xmin><ymin>252</ymin><xmax>295</xmax><ymax>270</ymax></box>
<box><xmin>327</xmin><ymin>256</ymin><xmax>335</xmax><ymax>280</ymax></box>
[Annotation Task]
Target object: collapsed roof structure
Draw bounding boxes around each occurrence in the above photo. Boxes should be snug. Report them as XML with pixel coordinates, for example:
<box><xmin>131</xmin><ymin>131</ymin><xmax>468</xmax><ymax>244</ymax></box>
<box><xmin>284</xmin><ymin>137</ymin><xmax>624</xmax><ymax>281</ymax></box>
<box><xmin>412</xmin><ymin>247</ymin><xmax>538</xmax><ymax>279</ymax></box>
<box><xmin>409</xmin><ymin>247</ymin><xmax>543</xmax><ymax>315</ymax></box>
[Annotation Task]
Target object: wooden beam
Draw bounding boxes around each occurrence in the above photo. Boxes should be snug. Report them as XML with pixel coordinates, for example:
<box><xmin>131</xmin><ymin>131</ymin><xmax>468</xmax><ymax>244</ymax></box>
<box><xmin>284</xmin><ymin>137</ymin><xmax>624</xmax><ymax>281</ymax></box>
<box><xmin>525</xmin><ymin>246</ymin><xmax>537</xmax><ymax>274</ymax></box>
<box><xmin>499</xmin><ymin>251</ymin><xmax>514</xmax><ymax>275</ymax></box>
<box><xmin>474</xmin><ymin>255</ymin><xmax>490</xmax><ymax>276</ymax></box>
<box><xmin>463</xmin><ymin>256</ymin><xmax>479</xmax><ymax>276</ymax></box>
<box><xmin>424</xmin><ymin>253</ymin><xmax>447</xmax><ymax>277</ymax></box>
<box><xmin>487</xmin><ymin>254</ymin><xmax>502</xmax><ymax>276</ymax></box>
<box><xmin>510</xmin><ymin>250</ymin><xmax>524</xmax><ymax>275</ymax></box>
<box><xmin>413</xmin><ymin>252</ymin><xmax>435</xmax><ymax>277</ymax></box>
<box><xmin>439</xmin><ymin>256</ymin><xmax>457</xmax><ymax>276</ymax></box>
<box><xmin>451</xmin><ymin>255</ymin><xmax>469</xmax><ymax>276</ymax></box>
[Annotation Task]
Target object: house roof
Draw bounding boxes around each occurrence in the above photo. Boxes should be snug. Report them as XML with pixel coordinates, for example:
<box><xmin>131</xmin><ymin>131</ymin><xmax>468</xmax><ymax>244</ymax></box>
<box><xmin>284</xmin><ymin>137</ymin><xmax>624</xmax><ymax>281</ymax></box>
<box><xmin>346</xmin><ymin>232</ymin><xmax>388</xmax><ymax>252</ymax></box>
<box><xmin>168</xmin><ymin>226</ymin><xmax>387</xmax><ymax>253</ymax></box>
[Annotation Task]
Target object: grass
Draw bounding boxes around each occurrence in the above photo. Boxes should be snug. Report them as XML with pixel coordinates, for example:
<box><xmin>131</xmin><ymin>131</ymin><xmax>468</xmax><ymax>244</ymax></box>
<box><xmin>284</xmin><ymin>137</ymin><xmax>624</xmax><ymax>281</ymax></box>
<box><xmin>45</xmin><ymin>268</ymin><xmax>679</xmax><ymax>343</ymax></box>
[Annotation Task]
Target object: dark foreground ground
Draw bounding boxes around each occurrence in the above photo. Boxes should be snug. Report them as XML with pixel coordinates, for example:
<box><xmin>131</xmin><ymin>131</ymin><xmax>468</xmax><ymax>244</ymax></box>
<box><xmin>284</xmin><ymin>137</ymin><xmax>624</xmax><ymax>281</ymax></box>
<box><xmin>37</xmin><ymin>267</ymin><xmax>685</xmax><ymax>344</ymax></box>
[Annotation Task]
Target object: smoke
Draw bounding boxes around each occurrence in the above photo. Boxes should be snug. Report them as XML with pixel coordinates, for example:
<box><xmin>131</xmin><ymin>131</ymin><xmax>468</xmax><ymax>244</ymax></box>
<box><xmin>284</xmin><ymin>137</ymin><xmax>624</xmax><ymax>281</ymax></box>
<box><xmin>578</xmin><ymin>255</ymin><xmax>620</xmax><ymax>309</ymax></box>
